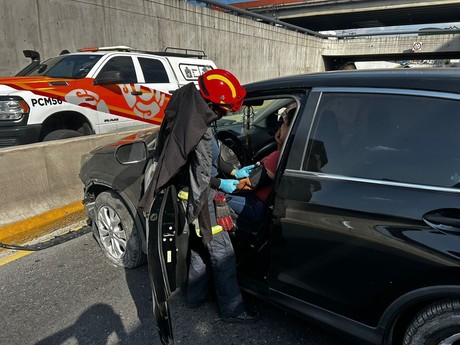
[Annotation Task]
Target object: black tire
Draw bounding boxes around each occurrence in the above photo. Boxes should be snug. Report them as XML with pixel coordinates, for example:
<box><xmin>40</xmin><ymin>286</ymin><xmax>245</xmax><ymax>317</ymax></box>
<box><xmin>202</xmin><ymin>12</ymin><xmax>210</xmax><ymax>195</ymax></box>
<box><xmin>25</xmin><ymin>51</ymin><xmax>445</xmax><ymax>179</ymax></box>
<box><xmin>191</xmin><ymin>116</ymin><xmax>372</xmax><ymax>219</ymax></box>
<box><xmin>77</xmin><ymin>122</ymin><xmax>93</xmax><ymax>135</ymax></box>
<box><xmin>43</xmin><ymin>129</ymin><xmax>83</xmax><ymax>141</ymax></box>
<box><xmin>94</xmin><ymin>191</ymin><xmax>145</xmax><ymax>268</ymax></box>
<box><xmin>403</xmin><ymin>300</ymin><xmax>460</xmax><ymax>345</ymax></box>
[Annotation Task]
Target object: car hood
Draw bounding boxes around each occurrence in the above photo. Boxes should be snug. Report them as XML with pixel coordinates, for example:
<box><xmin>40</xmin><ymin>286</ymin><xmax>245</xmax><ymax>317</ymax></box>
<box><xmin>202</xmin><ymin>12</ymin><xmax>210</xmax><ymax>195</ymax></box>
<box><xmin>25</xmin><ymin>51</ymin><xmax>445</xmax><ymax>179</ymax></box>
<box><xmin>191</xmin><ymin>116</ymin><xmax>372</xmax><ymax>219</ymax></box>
<box><xmin>0</xmin><ymin>76</ymin><xmax>78</xmax><ymax>95</ymax></box>
<box><xmin>90</xmin><ymin>128</ymin><xmax>159</xmax><ymax>155</ymax></box>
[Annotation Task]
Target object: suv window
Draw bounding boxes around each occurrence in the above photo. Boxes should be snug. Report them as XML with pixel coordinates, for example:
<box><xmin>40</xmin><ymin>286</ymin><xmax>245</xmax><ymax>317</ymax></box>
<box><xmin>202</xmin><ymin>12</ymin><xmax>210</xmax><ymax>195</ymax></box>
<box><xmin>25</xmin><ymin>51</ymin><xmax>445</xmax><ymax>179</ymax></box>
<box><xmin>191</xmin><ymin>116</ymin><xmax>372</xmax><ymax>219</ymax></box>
<box><xmin>98</xmin><ymin>56</ymin><xmax>137</xmax><ymax>84</ymax></box>
<box><xmin>138</xmin><ymin>58</ymin><xmax>169</xmax><ymax>83</ymax></box>
<box><xmin>303</xmin><ymin>92</ymin><xmax>460</xmax><ymax>189</ymax></box>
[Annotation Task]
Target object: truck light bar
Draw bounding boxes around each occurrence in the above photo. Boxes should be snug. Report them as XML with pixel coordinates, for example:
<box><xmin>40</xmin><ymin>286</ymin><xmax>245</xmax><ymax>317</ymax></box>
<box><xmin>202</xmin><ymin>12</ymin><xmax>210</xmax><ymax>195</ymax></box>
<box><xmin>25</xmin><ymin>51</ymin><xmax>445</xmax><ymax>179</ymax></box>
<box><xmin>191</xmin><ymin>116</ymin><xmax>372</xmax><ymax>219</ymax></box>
<box><xmin>77</xmin><ymin>46</ymin><xmax>133</xmax><ymax>52</ymax></box>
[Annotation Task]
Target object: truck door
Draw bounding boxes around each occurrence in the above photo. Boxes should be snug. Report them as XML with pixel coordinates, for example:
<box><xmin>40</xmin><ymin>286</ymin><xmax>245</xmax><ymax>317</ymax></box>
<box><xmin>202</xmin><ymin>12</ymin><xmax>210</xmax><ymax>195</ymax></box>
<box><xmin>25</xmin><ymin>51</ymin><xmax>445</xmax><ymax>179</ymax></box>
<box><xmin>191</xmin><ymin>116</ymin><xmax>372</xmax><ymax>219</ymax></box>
<box><xmin>87</xmin><ymin>55</ymin><xmax>168</xmax><ymax>133</ymax></box>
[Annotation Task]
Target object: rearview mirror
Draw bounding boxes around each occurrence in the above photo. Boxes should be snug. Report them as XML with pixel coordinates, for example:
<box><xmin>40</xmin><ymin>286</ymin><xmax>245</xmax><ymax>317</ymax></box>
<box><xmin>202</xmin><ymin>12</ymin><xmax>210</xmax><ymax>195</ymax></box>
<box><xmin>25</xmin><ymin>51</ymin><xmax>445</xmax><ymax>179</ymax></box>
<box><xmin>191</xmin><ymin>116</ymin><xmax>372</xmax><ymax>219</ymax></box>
<box><xmin>115</xmin><ymin>141</ymin><xmax>147</xmax><ymax>164</ymax></box>
<box><xmin>244</xmin><ymin>99</ymin><xmax>264</xmax><ymax>107</ymax></box>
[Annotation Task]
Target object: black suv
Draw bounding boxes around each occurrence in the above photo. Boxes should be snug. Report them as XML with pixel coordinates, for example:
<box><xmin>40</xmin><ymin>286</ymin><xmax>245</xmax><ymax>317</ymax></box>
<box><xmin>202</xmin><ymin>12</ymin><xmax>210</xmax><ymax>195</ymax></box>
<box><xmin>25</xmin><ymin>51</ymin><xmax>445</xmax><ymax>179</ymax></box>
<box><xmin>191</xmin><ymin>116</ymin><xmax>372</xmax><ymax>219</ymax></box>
<box><xmin>80</xmin><ymin>69</ymin><xmax>460</xmax><ymax>345</ymax></box>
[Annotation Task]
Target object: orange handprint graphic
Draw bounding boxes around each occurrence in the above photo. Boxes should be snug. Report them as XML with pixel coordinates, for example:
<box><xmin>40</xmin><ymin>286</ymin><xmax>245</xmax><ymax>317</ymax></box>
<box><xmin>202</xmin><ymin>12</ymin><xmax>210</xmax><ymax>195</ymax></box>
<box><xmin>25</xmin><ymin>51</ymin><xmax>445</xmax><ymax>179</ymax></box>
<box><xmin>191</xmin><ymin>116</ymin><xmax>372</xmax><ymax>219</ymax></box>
<box><xmin>120</xmin><ymin>84</ymin><xmax>167</xmax><ymax>120</ymax></box>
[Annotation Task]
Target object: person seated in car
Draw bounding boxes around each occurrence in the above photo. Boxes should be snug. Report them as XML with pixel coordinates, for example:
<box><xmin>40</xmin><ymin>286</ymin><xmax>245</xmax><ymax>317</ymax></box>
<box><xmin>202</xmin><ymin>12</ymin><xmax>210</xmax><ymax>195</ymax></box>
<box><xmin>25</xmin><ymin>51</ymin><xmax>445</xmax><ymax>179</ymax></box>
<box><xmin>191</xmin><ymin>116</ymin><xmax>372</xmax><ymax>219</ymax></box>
<box><xmin>223</xmin><ymin>107</ymin><xmax>295</xmax><ymax>222</ymax></box>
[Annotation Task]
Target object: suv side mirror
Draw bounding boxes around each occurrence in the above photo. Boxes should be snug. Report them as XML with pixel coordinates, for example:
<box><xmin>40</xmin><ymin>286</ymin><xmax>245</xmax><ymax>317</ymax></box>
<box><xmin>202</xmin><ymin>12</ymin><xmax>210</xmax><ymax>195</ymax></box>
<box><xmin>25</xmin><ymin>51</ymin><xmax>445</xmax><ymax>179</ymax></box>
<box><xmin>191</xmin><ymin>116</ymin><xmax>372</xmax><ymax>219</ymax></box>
<box><xmin>94</xmin><ymin>71</ymin><xmax>123</xmax><ymax>85</ymax></box>
<box><xmin>115</xmin><ymin>141</ymin><xmax>147</xmax><ymax>164</ymax></box>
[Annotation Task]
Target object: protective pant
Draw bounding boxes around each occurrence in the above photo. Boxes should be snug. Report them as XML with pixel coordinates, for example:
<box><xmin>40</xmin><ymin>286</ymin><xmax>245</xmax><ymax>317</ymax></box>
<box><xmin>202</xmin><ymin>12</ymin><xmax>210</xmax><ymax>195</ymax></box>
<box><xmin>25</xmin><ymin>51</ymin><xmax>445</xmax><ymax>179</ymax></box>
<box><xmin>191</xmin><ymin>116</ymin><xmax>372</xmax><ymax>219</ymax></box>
<box><xmin>186</xmin><ymin>190</ymin><xmax>245</xmax><ymax>318</ymax></box>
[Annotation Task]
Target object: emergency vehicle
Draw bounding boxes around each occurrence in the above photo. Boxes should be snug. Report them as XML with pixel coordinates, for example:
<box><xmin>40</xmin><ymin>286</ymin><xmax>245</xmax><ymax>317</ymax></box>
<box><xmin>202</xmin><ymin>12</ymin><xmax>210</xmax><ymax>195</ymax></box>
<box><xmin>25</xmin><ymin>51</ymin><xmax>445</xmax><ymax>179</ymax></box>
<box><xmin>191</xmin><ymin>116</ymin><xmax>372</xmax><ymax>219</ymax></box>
<box><xmin>0</xmin><ymin>46</ymin><xmax>216</xmax><ymax>147</ymax></box>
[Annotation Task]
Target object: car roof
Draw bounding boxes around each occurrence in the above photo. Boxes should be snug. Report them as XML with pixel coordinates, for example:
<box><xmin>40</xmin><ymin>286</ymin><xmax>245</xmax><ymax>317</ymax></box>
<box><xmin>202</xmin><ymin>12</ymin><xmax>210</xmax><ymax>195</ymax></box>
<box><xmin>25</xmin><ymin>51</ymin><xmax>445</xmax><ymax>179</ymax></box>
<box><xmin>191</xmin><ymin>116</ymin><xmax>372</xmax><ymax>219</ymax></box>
<box><xmin>56</xmin><ymin>51</ymin><xmax>163</xmax><ymax>58</ymax></box>
<box><xmin>244</xmin><ymin>68</ymin><xmax>460</xmax><ymax>95</ymax></box>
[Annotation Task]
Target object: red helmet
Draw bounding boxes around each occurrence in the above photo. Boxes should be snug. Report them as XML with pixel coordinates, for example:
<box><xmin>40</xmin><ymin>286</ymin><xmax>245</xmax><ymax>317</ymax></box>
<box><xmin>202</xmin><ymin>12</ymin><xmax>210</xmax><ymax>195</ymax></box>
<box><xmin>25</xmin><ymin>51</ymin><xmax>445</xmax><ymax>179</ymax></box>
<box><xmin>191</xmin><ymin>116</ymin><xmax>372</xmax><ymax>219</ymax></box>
<box><xmin>198</xmin><ymin>69</ymin><xmax>246</xmax><ymax>112</ymax></box>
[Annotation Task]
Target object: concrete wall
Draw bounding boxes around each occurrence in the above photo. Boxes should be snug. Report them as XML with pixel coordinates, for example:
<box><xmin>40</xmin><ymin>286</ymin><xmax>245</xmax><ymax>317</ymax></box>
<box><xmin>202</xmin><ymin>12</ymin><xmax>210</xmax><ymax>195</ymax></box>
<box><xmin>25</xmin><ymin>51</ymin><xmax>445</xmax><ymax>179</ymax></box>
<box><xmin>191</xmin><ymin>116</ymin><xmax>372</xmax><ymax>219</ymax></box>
<box><xmin>0</xmin><ymin>0</ymin><xmax>325</xmax><ymax>83</ymax></box>
<box><xmin>0</xmin><ymin>129</ymin><xmax>148</xmax><ymax>227</ymax></box>
<box><xmin>323</xmin><ymin>34</ymin><xmax>460</xmax><ymax>57</ymax></box>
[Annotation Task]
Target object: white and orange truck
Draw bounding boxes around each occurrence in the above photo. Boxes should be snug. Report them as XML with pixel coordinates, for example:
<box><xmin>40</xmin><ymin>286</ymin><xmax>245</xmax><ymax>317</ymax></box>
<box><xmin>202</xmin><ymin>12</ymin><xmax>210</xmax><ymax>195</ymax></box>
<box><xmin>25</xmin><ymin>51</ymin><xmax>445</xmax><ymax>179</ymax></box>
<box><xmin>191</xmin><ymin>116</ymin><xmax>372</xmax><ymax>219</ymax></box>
<box><xmin>0</xmin><ymin>46</ymin><xmax>216</xmax><ymax>147</ymax></box>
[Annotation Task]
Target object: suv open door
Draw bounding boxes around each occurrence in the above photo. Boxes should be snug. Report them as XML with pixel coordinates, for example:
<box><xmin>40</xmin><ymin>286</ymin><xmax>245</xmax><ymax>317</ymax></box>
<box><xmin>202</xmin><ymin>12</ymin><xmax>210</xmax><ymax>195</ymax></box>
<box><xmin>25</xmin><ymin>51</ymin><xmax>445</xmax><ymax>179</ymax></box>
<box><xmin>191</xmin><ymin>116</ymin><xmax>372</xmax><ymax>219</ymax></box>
<box><xmin>146</xmin><ymin>185</ymin><xmax>189</xmax><ymax>344</ymax></box>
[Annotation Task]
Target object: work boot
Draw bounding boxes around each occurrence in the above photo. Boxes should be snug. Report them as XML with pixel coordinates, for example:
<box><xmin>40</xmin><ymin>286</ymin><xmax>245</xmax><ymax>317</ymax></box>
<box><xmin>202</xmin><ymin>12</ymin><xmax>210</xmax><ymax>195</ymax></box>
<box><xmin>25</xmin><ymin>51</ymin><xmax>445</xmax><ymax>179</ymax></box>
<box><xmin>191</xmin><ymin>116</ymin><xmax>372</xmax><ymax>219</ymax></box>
<box><xmin>186</xmin><ymin>300</ymin><xmax>205</xmax><ymax>309</ymax></box>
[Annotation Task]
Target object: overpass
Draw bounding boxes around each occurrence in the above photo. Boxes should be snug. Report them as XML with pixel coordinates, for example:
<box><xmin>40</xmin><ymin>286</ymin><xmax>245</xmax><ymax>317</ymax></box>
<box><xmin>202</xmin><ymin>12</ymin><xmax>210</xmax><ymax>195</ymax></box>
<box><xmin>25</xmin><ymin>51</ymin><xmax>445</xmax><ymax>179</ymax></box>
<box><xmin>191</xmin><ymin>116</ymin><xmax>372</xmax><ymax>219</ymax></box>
<box><xmin>198</xmin><ymin>0</ymin><xmax>460</xmax><ymax>70</ymax></box>
<box><xmin>228</xmin><ymin>0</ymin><xmax>460</xmax><ymax>32</ymax></box>
<box><xmin>321</xmin><ymin>33</ymin><xmax>460</xmax><ymax>70</ymax></box>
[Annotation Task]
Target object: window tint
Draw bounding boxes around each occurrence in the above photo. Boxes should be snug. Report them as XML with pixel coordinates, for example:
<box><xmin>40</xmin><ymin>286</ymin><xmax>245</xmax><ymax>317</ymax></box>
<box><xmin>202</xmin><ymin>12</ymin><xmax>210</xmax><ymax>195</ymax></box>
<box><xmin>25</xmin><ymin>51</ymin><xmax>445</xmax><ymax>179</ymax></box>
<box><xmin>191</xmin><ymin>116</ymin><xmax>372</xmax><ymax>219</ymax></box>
<box><xmin>139</xmin><ymin>58</ymin><xmax>169</xmax><ymax>83</ymax></box>
<box><xmin>98</xmin><ymin>56</ymin><xmax>137</xmax><ymax>84</ymax></box>
<box><xmin>303</xmin><ymin>92</ymin><xmax>460</xmax><ymax>188</ymax></box>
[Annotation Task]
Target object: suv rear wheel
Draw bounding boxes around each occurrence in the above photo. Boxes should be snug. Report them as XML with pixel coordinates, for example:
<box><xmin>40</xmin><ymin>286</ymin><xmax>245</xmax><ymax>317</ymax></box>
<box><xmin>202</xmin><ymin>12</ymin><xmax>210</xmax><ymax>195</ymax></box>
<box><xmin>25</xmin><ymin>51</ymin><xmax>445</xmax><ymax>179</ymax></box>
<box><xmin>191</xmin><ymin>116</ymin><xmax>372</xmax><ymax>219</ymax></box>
<box><xmin>403</xmin><ymin>300</ymin><xmax>460</xmax><ymax>345</ymax></box>
<box><xmin>94</xmin><ymin>191</ymin><xmax>145</xmax><ymax>268</ymax></box>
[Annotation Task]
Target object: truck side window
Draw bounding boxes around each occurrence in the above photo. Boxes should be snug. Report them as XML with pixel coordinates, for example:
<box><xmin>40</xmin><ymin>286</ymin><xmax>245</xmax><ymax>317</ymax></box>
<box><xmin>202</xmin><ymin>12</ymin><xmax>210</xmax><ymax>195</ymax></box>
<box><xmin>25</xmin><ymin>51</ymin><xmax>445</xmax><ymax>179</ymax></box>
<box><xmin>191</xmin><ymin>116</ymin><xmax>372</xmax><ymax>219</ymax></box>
<box><xmin>139</xmin><ymin>58</ymin><xmax>170</xmax><ymax>83</ymax></box>
<box><xmin>303</xmin><ymin>92</ymin><xmax>460</xmax><ymax>189</ymax></box>
<box><xmin>98</xmin><ymin>56</ymin><xmax>137</xmax><ymax>84</ymax></box>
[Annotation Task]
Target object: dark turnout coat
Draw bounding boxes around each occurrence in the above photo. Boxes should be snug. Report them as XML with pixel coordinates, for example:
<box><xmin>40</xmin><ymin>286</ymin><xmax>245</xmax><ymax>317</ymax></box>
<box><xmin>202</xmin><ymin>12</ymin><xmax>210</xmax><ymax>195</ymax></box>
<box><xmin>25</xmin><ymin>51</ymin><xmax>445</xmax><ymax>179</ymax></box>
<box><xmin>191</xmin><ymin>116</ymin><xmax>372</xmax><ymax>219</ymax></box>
<box><xmin>140</xmin><ymin>83</ymin><xmax>218</xmax><ymax>243</ymax></box>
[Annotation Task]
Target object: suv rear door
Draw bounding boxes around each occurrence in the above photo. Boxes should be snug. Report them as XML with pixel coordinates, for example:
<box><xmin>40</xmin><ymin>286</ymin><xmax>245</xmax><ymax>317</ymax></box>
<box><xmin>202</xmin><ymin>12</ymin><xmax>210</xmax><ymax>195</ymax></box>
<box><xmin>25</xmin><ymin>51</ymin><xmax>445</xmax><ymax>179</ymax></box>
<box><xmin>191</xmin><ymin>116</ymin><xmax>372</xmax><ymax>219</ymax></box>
<box><xmin>271</xmin><ymin>88</ymin><xmax>460</xmax><ymax>337</ymax></box>
<box><xmin>91</xmin><ymin>55</ymin><xmax>142</xmax><ymax>133</ymax></box>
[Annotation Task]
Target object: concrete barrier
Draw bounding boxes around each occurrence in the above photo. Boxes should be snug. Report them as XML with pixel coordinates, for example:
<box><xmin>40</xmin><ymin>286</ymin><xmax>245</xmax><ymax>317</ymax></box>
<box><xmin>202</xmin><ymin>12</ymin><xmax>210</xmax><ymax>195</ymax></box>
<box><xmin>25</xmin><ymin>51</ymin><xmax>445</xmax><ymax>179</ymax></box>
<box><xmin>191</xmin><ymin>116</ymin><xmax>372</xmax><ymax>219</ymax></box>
<box><xmin>0</xmin><ymin>128</ymin><xmax>155</xmax><ymax>246</ymax></box>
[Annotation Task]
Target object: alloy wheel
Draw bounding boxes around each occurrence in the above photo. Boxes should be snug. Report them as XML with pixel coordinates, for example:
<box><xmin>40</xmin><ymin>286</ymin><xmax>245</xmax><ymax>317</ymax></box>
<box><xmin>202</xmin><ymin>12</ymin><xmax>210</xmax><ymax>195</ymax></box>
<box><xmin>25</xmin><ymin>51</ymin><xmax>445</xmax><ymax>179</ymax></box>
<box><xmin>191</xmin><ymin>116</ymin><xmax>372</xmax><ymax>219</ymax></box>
<box><xmin>96</xmin><ymin>205</ymin><xmax>127</xmax><ymax>259</ymax></box>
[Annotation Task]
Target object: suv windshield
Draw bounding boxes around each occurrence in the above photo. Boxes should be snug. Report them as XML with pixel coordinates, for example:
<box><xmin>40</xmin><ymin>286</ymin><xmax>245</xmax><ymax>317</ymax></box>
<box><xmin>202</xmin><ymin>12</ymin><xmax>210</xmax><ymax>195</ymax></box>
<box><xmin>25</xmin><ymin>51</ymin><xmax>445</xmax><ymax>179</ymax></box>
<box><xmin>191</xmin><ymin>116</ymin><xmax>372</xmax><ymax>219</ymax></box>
<box><xmin>26</xmin><ymin>54</ymin><xmax>102</xmax><ymax>79</ymax></box>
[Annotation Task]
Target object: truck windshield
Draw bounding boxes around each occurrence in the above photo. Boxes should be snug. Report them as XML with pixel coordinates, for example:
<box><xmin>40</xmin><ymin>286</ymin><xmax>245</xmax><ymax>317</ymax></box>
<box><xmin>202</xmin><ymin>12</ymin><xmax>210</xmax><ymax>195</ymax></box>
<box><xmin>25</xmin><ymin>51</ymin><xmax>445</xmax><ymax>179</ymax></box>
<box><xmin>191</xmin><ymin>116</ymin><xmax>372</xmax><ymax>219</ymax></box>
<box><xmin>26</xmin><ymin>54</ymin><xmax>102</xmax><ymax>79</ymax></box>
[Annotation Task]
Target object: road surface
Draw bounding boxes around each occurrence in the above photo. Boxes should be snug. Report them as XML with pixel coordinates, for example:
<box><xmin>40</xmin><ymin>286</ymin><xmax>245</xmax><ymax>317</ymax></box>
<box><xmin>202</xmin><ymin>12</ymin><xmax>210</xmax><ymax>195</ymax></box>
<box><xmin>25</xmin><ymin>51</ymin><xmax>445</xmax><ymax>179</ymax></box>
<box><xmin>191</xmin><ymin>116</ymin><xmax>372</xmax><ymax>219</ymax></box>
<box><xmin>0</xmin><ymin>230</ymin><xmax>355</xmax><ymax>345</ymax></box>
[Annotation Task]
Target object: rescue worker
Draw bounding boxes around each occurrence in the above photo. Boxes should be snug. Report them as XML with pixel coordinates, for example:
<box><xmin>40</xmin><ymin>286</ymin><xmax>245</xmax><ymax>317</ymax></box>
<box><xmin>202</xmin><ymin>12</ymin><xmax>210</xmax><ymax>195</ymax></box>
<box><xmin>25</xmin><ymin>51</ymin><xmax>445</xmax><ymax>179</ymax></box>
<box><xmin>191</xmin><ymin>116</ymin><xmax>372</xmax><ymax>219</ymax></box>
<box><xmin>141</xmin><ymin>68</ymin><xmax>259</xmax><ymax>324</ymax></box>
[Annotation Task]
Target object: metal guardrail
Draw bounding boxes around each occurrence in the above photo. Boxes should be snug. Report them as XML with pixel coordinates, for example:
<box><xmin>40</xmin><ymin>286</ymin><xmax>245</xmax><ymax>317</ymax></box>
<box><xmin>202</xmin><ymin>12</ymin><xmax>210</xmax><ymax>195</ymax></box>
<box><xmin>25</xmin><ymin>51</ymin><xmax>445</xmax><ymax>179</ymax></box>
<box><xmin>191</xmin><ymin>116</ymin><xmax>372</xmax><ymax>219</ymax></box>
<box><xmin>192</xmin><ymin>0</ymin><xmax>328</xmax><ymax>39</ymax></box>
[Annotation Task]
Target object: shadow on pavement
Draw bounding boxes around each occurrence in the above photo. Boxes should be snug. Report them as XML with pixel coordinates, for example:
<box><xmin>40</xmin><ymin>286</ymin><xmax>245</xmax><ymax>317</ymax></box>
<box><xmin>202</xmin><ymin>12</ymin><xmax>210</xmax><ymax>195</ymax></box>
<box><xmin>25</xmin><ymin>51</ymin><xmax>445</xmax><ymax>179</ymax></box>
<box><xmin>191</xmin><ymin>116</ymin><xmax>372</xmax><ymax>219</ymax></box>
<box><xmin>34</xmin><ymin>304</ymin><xmax>128</xmax><ymax>344</ymax></box>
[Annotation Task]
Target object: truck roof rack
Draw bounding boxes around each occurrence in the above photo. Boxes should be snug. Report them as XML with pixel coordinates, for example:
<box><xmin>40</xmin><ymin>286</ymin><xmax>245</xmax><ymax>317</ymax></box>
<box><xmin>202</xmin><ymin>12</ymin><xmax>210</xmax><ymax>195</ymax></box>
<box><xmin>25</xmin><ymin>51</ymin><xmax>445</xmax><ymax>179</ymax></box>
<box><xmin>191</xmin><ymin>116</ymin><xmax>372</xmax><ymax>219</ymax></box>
<box><xmin>76</xmin><ymin>46</ymin><xmax>207</xmax><ymax>59</ymax></box>
<box><xmin>154</xmin><ymin>47</ymin><xmax>207</xmax><ymax>58</ymax></box>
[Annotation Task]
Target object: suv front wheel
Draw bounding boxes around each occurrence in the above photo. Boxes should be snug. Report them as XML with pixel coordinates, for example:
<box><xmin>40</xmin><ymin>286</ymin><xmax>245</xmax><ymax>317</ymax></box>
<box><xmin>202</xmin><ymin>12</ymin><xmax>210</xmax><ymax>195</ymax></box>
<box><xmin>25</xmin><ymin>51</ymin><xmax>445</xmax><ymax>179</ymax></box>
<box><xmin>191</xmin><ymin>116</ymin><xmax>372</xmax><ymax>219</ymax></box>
<box><xmin>94</xmin><ymin>191</ymin><xmax>145</xmax><ymax>268</ymax></box>
<box><xmin>403</xmin><ymin>299</ymin><xmax>460</xmax><ymax>345</ymax></box>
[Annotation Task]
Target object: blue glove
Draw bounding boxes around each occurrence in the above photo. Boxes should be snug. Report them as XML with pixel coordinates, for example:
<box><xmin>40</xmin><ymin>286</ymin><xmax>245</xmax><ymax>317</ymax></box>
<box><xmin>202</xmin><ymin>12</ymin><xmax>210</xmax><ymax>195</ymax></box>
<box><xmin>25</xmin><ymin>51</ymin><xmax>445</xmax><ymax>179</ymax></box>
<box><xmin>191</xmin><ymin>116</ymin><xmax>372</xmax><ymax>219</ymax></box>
<box><xmin>234</xmin><ymin>164</ymin><xmax>255</xmax><ymax>179</ymax></box>
<box><xmin>219</xmin><ymin>179</ymin><xmax>239</xmax><ymax>193</ymax></box>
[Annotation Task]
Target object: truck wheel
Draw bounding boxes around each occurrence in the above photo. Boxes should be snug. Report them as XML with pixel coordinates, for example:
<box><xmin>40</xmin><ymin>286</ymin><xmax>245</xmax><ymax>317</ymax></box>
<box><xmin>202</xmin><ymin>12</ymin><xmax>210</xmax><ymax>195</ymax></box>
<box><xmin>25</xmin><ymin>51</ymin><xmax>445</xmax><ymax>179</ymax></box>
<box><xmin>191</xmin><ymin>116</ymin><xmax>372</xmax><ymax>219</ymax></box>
<box><xmin>94</xmin><ymin>191</ymin><xmax>145</xmax><ymax>268</ymax></box>
<box><xmin>403</xmin><ymin>300</ymin><xmax>460</xmax><ymax>345</ymax></box>
<box><xmin>43</xmin><ymin>129</ymin><xmax>83</xmax><ymax>141</ymax></box>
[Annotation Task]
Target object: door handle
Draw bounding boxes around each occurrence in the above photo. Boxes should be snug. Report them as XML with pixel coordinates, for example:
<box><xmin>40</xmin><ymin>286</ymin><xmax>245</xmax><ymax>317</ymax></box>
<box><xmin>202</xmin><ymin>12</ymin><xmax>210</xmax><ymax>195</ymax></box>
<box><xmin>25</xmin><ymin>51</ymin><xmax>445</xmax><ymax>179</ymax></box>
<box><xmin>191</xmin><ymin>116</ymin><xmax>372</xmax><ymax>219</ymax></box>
<box><xmin>131</xmin><ymin>91</ymin><xmax>142</xmax><ymax>95</ymax></box>
<box><xmin>423</xmin><ymin>208</ymin><xmax>460</xmax><ymax>234</ymax></box>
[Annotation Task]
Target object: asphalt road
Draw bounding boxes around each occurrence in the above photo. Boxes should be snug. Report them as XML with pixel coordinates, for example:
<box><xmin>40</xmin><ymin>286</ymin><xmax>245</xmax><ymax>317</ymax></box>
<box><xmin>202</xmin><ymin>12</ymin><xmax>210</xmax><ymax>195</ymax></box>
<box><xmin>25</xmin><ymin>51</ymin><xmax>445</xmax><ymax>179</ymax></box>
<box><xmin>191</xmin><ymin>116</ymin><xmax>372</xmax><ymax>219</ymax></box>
<box><xmin>0</xmin><ymin>230</ymin><xmax>355</xmax><ymax>345</ymax></box>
